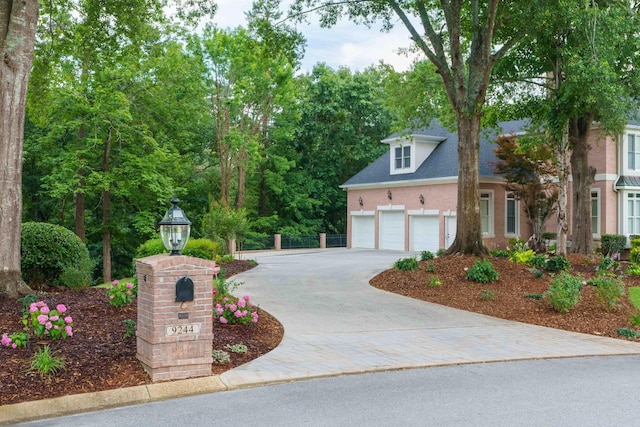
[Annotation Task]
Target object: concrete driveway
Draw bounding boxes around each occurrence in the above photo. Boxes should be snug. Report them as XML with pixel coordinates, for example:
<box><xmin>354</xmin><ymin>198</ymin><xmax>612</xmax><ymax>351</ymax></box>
<box><xmin>221</xmin><ymin>248</ymin><xmax>640</xmax><ymax>387</ymax></box>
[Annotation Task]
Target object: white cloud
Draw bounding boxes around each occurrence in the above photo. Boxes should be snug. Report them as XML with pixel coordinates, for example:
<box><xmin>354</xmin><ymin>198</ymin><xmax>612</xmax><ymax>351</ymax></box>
<box><xmin>211</xmin><ymin>0</ymin><xmax>422</xmax><ymax>73</ymax></box>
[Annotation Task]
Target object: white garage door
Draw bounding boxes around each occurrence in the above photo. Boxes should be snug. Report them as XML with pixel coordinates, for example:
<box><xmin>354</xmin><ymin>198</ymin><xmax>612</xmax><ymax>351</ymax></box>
<box><xmin>379</xmin><ymin>211</ymin><xmax>405</xmax><ymax>250</ymax></box>
<box><xmin>351</xmin><ymin>215</ymin><xmax>375</xmax><ymax>248</ymax></box>
<box><xmin>410</xmin><ymin>215</ymin><xmax>440</xmax><ymax>252</ymax></box>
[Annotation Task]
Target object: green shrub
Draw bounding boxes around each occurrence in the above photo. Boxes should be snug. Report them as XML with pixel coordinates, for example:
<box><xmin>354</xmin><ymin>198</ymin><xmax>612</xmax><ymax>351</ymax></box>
<box><xmin>212</xmin><ymin>349</ymin><xmax>231</xmax><ymax>363</ymax></box>
<box><xmin>420</xmin><ymin>250</ymin><xmax>435</xmax><ymax>261</ymax></box>
<box><xmin>529</xmin><ymin>268</ymin><xmax>544</xmax><ymax>279</ymax></box>
<box><xmin>545</xmin><ymin>272</ymin><xmax>583</xmax><ymax>313</ymax></box>
<box><xmin>509</xmin><ymin>249</ymin><xmax>535</xmax><ymax>264</ymax></box>
<box><xmin>626</xmin><ymin>265</ymin><xmax>640</xmax><ymax>276</ymax></box>
<box><xmin>544</xmin><ymin>256</ymin><xmax>571</xmax><ymax>272</ymax></box>
<box><xmin>394</xmin><ymin>257</ymin><xmax>420</xmax><ymax>271</ymax></box>
<box><xmin>426</xmin><ymin>263</ymin><xmax>435</xmax><ymax>272</ymax></box>
<box><xmin>480</xmin><ymin>289</ymin><xmax>496</xmax><ymax>301</ymax></box>
<box><xmin>490</xmin><ymin>249</ymin><xmax>509</xmax><ymax>258</ymax></box>
<box><xmin>587</xmin><ymin>276</ymin><xmax>625</xmax><ymax>309</ymax></box>
<box><xmin>617</xmin><ymin>328</ymin><xmax>640</xmax><ymax>339</ymax></box>
<box><xmin>28</xmin><ymin>345</ymin><xmax>66</xmax><ymax>378</ymax></box>
<box><xmin>427</xmin><ymin>275</ymin><xmax>442</xmax><ymax>287</ymax></box>
<box><xmin>630</xmin><ymin>246</ymin><xmax>640</xmax><ymax>265</ymax></box>
<box><xmin>530</xmin><ymin>254</ymin><xmax>548</xmax><ymax>269</ymax></box>
<box><xmin>21</xmin><ymin>222</ymin><xmax>93</xmax><ymax>289</ymax></box>
<box><xmin>466</xmin><ymin>259</ymin><xmax>499</xmax><ymax>284</ymax></box>
<box><xmin>601</xmin><ymin>234</ymin><xmax>627</xmax><ymax>257</ymax></box>
<box><xmin>436</xmin><ymin>248</ymin><xmax>446</xmax><ymax>257</ymax></box>
<box><xmin>135</xmin><ymin>238</ymin><xmax>221</xmax><ymax>260</ymax></box>
<box><xmin>598</xmin><ymin>256</ymin><xmax>619</xmax><ymax>274</ymax></box>
<box><xmin>524</xmin><ymin>293</ymin><xmax>543</xmax><ymax>300</ymax></box>
<box><xmin>631</xmin><ymin>237</ymin><xmax>640</xmax><ymax>249</ymax></box>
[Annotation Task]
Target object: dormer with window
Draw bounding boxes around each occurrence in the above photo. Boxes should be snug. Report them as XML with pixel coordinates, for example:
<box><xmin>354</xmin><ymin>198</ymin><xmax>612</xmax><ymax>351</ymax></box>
<box><xmin>383</xmin><ymin>134</ymin><xmax>447</xmax><ymax>175</ymax></box>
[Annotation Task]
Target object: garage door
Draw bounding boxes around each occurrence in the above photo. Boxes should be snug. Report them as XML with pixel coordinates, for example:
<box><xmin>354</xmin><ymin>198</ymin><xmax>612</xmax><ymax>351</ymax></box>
<box><xmin>410</xmin><ymin>215</ymin><xmax>439</xmax><ymax>252</ymax></box>
<box><xmin>379</xmin><ymin>211</ymin><xmax>405</xmax><ymax>250</ymax></box>
<box><xmin>351</xmin><ymin>215</ymin><xmax>375</xmax><ymax>248</ymax></box>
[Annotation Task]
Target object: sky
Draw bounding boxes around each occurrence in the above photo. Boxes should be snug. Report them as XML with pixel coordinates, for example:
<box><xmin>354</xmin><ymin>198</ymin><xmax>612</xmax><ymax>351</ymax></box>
<box><xmin>211</xmin><ymin>0</ymin><xmax>422</xmax><ymax>73</ymax></box>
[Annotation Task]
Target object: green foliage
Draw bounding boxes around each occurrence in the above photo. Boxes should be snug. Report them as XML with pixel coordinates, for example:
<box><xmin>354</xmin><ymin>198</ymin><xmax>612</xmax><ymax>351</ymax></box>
<box><xmin>630</xmin><ymin>246</ymin><xmax>640</xmax><ymax>265</ymax></box>
<box><xmin>626</xmin><ymin>265</ymin><xmax>640</xmax><ymax>276</ymax></box>
<box><xmin>587</xmin><ymin>276</ymin><xmax>625</xmax><ymax>309</ymax></box>
<box><xmin>466</xmin><ymin>259</ymin><xmax>499</xmax><ymax>284</ymax></box>
<box><xmin>105</xmin><ymin>280</ymin><xmax>137</xmax><ymax>307</ymax></box>
<box><xmin>601</xmin><ymin>234</ymin><xmax>627</xmax><ymax>257</ymax></box>
<box><xmin>28</xmin><ymin>345</ymin><xmax>66</xmax><ymax>378</ymax></box>
<box><xmin>598</xmin><ymin>257</ymin><xmax>619</xmax><ymax>275</ymax></box>
<box><xmin>436</xmin><ymin>249</ymin><xmax>446</xmax><ymax>257</ymax></box>
<box><xmin>530</xmin><ymin>254</ymin><xmax>548</xmax><ymax>269</ymax></box>
<box><xmin>135</xmin><ymin>239</ymin><xmax>167</xmax><ymax>258</ymax></box>
<box><xmin>21</xmin><ymin>222</ymin><xmax>93</xmax><ymax>289</ymax></box>
<box><xmin>135</xmin><ymin>238</ymin><xmax>221</xmax><ymax>261</ymax></box>
<box><xmin>490</xmin><ymin>249</ymin><xmax>510</xmax><ymax>258</ymax></box>
<box><xmin>631</xmin><ymin>313</ymin><xmax>640</xmax><ymax>327</ymax></box>
<box><xmin>23</xmin><ymin>301</ymin><xmax>74</xmax><ymax>341</ymax></box>
<box><xmin>212</xmin><ymin>350</ymin><xmax>231</xmax><ymax>363</ymax></box>
<box><xmin>529</xmin><ymin>268</ymin><xmax>544</xmax><ymax>279</ymax></box>
<box><xmin>425</xmin><ymin>263</ymin><xmax>435</xmax><ymax>273</ymax></box>
<box><xmin>524</xmin><ymin>293</ymin><xmax>544</xmax><ymax>300</ymax></box>
<box><xmin>546</xmin><ymin>272</ymin><xmax>583</xmax><ymax>313</ymax></box>
<box><xmin>202</xmin><ymin>201</ymin><xmax>248</xmax><ymax>247</ymax></box>
<box><xmin>1</xmin><ymin>331</ymin><xmax>29</xmax><ymax>349</ymax></box>
<box><xmin>213</xmin><ymin>279</ymin><xmax>243</xmax><ymax>299</ymax></box>
<box><xmin>123</xmin><ymin>320</ymin><xmax>136</xmax><ymax>339</ymax></box>
<box><xmin>617</xmin><ymin>328</ymin><xmax>640</xmax><ymax>339</ymax></box>
<box><xmin>509</xmin><ymin>249</ymin><xmax>535</xmax><ymax>265</ymax></box>
<box><xmin>427</xmin><ymin>275</ymin><xmax>442</xmax><ymax>288</ymax></box>
<box><xmin>480</xmin><ymin>289</ymin><xmax>496</xmax><ymax>301</ymax></box>
<box><xmin>544</xmin><ymin>256</ymin><xmax>571</xmax><ymax>272</ymax></box>
<box><xmin>628</xmin><ymin>287</ymin><xmax>640</xmax><ymax>310</ymax></box>
<box><xmin>420</xmin><ymin>251</ymin><xmax>435</xmax><ymax>261</ymax></box>
<box><xmin>631</xmin><ymin>237</ymin><xmax>640</xmax><ymax>249</ymax></box>
<box><xmin>225</xmin><ymin>344</ymin><xmax>248</xmax><ymax>354</ymax></box>
<box><xmin>394</xmin><ymin>257</ymin><xmax>420</xmax><ymax>271</ymax></box>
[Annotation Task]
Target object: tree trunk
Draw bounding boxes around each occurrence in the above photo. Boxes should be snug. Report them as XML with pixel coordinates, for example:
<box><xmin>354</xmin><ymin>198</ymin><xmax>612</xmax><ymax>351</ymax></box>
<box><xmin>445</xmin><ymin>115</ymin><xmax>489</xmax><ymax>256</ymax></box>
<box><xmin>0</xmin><ymin>0</ymin><xmax>39</xmax><ymax>298</ymax></box>
<box><xmin>101</xmin><ymin>126</ymin><xmax>112</xmax><ymax>283</ymax></box>
<box><xmin>555</xmin><ymin>133</ymin><xmax>571</xmax><ymax>257</ymax></box>
<box><xmin>75</xmin><ymin>189</ymin><xmax>85</xmax><ymax>242</ymax></box>
<box><xmin>569</xmin><ymin>116</ymin><xmax>595</xmax><ymax>255</ymax></box>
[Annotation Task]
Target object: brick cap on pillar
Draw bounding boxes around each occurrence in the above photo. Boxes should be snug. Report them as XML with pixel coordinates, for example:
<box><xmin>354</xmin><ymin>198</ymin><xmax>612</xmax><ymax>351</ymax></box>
<box><xmin>136</xmin><ymin>254</ymin><xmax>217</xmax><ymax>273</ymax></box>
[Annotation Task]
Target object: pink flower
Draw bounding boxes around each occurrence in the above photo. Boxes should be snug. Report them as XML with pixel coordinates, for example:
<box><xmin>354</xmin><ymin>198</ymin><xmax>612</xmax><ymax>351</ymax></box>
<box><xmin>109</xmin><ymin>295</ymin><xmax>114</xmax><ymax>300</ymax></box>
<box><xmin>40</xmin><ymin>306</ymin><xmax>50</xmax><ymax>315</ymax></box>
<box><xmin>112</xmin><ymin>280</ymin><xmax>119</xmax><ymax>286</ymax></box>
<box><xmin>64</xmin><ymin>316</ymin><xmax>73</xmax><ymax>324</ymax></box>
<box><xmin>37</xmin><ymin>315</ymin><xmax>48</xmax><ymax>325</ymax></box>
<box><xmin>45</xmin><ymin>322</ymin><xmax>53</xmax><ymax>330</ymax></box>
<box><xmin>54</xmin><ymin>325</ymin><xmax>59</xmax><ymax>330</ymax></box>
<box><xmin>11</xmin><ymin>343</ymin><xmax>17</xmax><ymax>349</ymax></box>
<box><xmin>251</xmin><ymin>312</ymin><xmax>259</xmax><ymax>323</ymax></box>
<box><xmin>217</xmin><ymin>308</ymin><xmax>224</xmax><ymax>315</ymax></box>
<box><xmin>1</xmin><ymin>334</ymin><xmax>11</xmax><ymax>346</ymax></box>
<box><xmin>229</xmin><ymin>304</ymin><xmax>237</xmax><ymax>312</ymax></box>
<box><xmin>36</xmin><ymin>301</ymin><xmax>46</xmax><ymax>307</ymax></box>
<box><xmin>219</xmin><ymin>317</ymin><xmax>228</xmax><ymax>324</ymax></box>
<box><xmin>125</xmin><ymin>291</ymin><xmax>131</xmax><ymax>296</ymax></box>
<box><xmin>126</xmin><ymin>283</ymin><xmax>134</xmax><ymax>289</ymax></box>
<box><xmin>56</xmin><ymin>304</ymin><xmax>67</xmax><ymax>313</ymax></box>
<box><xmin>29</xmin><ymin>303</ymin><xmax>38</xmax><ymax>313</ymax></box>
<box><xmin>65</xmin><ymin>326</ymin><xmax>73</xmax><ymax>336</ymax></box>
<box><xmin>234</xmin><ymin>310</ymin><xmax>243</xmax><ymax>318</ymax></box>
<box><xmin>223</xmin><ymin>297</ymin><xmax>229</xmax><ymax>302</ymax></box>
<box><xmin>237</xmin><ymin>298</ymin><xmax>246</xmax><ymax>308</ymax></box>
<box><xmin>49</xmin><ymin>315</ymin><xmax>59</xmax><ymax>321</ymax></box>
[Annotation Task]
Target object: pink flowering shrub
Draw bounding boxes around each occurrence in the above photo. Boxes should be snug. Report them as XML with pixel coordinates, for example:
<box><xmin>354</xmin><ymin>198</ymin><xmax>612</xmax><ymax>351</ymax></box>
<box><xmin>1</xmin><ymin>331</ymin><xmax>28</xmax><ymax>349</ymax></box>
<box><xmin>24</xmin><ymin>301</ymin><xmax>74</xmax><ymax>340</ymax></box>
<box><xmin>105</xmin><ymin>279</ymin><xmax>137</xmax><ymax>307</ymax></box>
<box><xmin>214</xmin><ymin>295</ymin><xmax>259</xmax><ymax>325</ymax></box>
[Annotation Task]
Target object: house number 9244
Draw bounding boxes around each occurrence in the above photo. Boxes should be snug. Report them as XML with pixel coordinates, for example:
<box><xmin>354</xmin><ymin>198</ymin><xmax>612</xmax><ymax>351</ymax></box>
<box><xmin>165</xmin><ymin>323</ymin><xmax>200</xmax><ymax>336</ymax></box>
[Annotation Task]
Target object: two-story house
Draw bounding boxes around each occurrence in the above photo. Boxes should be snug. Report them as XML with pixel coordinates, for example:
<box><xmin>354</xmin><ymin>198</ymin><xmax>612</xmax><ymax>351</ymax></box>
<box><xmin>341</xmin><ymin>118</ymin><xmax>637</xmax><ymax>252</ymax></box>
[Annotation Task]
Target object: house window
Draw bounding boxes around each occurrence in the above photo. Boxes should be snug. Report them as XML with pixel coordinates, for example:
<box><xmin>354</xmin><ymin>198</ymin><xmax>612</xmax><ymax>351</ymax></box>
<box><xmin>629</xmin><ymin>134</ymin><xmax>640</xmax><ymax>170</ymax></box>
<box><xmin>394</xmin><ymin>146</ymin><xmax>411</xmax><ymax>170</ymax></box>
<box><xmin>480</xmin><ymin>191</ymin><xmax>493</xmax><ymax>235</ymax></box>
<box><xmin>591</xmin><ymin>190</ymin><xmax>600</xmax><ymax>236</ymax></box>
<box><xmin>506</xmin><ymin>193</ymin><xmax>519</xmax><ymax>235</ymax></box>
<box><xmin>628</xmin><ymin>193</ymin><xmax>640</xmax><ymax>234</ymax></box>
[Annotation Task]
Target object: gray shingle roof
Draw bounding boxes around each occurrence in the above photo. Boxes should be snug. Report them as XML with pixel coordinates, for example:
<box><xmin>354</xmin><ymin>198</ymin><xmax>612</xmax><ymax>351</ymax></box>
<box><xmin>342</xmin><ymin>119</ymin><xmax>530</xmax><ymax>187</ymax></box>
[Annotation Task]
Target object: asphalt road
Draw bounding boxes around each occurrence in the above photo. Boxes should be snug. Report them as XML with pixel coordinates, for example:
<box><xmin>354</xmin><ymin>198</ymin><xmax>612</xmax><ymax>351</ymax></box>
<box><xmin>17</xmin><ymin>355</ymin><xmax>640</xmax><ymax>427</ymax></box>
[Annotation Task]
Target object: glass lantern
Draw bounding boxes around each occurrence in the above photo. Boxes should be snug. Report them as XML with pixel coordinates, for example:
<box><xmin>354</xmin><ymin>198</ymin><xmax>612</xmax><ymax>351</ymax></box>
<box><xmin>159</xmin><ymin>197</ymin><xmax>191</xmax><ymax>256</ymax></box>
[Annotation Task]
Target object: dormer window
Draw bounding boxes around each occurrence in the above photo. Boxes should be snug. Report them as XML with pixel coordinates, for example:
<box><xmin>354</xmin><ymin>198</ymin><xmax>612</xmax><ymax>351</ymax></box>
<box><xmin>395</xmin><ymin>146</ymin><xmax>411</xmax><ymax>170</ymax></box>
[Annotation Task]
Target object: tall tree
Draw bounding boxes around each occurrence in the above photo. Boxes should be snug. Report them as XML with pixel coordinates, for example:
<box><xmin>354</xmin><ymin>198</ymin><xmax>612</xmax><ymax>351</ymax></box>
<box><xmin>291</xmin><ymin>0</ymin><xmax>525</xmax><ymax>255</ymax></box>
<box><xmin>0</xmin><ymin>0</ymin><xmax>39</xmax><ymax>297</ymax></box>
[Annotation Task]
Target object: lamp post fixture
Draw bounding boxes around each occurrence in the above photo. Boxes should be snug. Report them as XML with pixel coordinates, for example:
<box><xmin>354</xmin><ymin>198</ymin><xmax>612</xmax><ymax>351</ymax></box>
<box><xmin>159</xmin><ymin>197</ymin><xmax>191</xmax><ymax>256</ymax></box>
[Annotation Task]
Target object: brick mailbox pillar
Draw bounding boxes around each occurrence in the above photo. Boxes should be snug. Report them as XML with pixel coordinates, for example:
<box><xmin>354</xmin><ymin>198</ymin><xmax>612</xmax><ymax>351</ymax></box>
<box><xmin>135</xmin><ymin>254</ymin><xmax>215</xmax><ymax>382</ymax></box>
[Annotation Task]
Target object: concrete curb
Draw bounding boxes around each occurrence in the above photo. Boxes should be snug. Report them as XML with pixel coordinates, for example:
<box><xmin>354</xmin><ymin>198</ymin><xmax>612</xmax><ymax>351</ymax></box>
<box><xmin>0</xmin><ymin>376</ymin><xmax>228</xmax><ymax>425</ymax></box>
